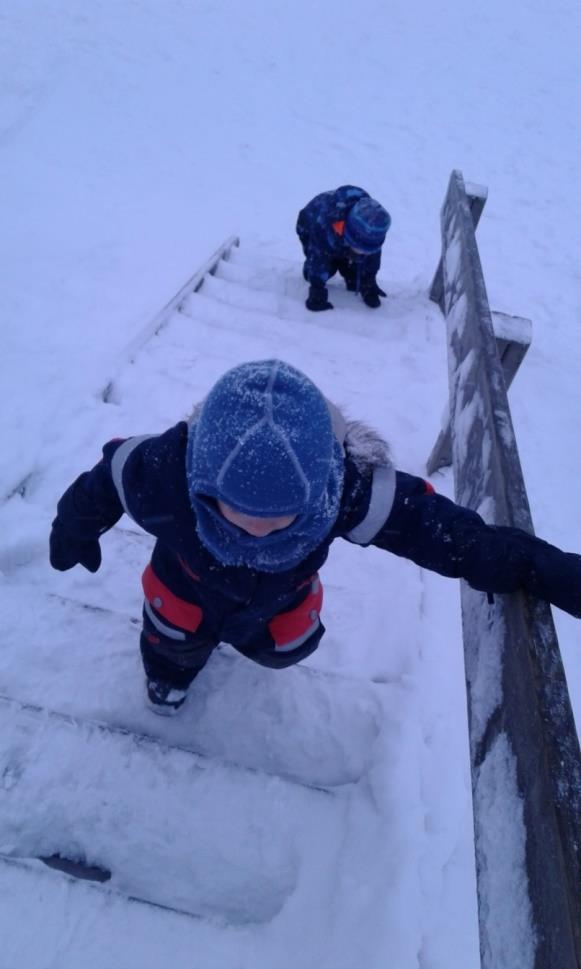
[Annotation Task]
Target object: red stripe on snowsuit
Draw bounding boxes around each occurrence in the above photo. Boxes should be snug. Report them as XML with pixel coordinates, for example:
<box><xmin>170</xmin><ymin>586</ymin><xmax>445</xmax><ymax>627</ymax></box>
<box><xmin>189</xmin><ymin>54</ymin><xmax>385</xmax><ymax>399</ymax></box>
<box><xmin>268</xmin><ymin>575</ymin><xmax>323</xmax><ymax>652</ymax></box>
<box><xmin>142</xmin><ymin>563</ymin><xmax>203</xmax><ymax>632</ymax></box>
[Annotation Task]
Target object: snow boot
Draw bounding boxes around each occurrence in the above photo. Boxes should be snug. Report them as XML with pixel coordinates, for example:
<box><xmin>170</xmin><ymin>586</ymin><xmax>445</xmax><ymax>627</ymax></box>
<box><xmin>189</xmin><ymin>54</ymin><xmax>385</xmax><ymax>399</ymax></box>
<box><xmin>145</xmin><ymin>678</ymin><xmax>189</xmax><ymax>716</ymax></box>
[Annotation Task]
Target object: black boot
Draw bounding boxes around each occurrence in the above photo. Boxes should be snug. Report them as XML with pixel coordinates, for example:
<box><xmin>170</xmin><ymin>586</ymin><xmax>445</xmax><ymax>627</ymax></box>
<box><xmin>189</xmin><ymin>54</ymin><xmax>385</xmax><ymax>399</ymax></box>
<box><xmin>145</xmin><ymin>678</ymin><xmax>189</xmax><ymax>716</ymax></box>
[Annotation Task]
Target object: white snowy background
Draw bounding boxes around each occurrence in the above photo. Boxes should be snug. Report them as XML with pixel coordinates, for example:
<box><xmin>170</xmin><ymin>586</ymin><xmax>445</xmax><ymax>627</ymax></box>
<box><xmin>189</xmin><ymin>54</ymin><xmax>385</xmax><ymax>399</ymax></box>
<box><xmin>1</xmin><ymin>1</ymin><xmax>580</xmax><ymax>967</ymax></box>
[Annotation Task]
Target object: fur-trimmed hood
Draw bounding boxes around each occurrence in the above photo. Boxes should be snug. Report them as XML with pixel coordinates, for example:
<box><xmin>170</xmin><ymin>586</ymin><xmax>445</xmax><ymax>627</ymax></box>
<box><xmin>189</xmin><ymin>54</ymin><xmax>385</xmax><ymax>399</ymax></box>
<box><xmin>342</xmin><ymin>417</ymin><xmax>392</xmax><ymax>474</ymax></box>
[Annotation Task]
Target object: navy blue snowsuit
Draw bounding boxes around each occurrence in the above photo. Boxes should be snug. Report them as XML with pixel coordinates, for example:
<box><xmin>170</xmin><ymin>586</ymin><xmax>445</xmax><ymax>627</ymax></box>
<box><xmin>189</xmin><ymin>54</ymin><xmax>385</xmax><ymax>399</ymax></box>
<box><xmin>296</xmin><ymin>185</ymin><xmax>382</xmax><ymax>294</ymax></box>
<box><xmin>51</xmin><ymin>421</ymin><xmax>581</xmax><ymax>689</ymax></box>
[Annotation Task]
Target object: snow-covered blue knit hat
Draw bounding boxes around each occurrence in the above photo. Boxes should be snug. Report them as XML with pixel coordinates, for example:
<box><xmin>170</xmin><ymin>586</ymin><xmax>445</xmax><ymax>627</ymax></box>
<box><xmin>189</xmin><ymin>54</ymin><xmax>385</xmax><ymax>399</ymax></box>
<box><xmin>344</xmin><ymin>198</ymin><xmax>391</xmax><ymax>253</ymax></box>
<box><xmin>186</xmin><ymin>360</ymin><xmax>345</xmax><ymax>571</ymax></box>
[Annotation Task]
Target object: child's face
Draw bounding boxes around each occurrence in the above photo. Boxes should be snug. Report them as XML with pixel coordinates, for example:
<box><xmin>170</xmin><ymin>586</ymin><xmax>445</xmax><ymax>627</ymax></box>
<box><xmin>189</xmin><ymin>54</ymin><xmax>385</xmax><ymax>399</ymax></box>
<box><xmin>217</xmin><ymin>500</ymin><xmax>297</xmax><ymax>537</ymax></box>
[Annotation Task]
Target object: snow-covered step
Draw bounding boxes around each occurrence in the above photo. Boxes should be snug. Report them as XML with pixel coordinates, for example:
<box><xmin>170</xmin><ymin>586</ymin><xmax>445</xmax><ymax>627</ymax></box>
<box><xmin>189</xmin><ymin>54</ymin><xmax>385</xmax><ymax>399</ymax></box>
<box><xmin>98</xmin><ymin>236</ymin><xmax>240</xmax><ymax>400</ymax></box>
<box><xmin>176</xmin><ymin>294</ymin><xmax>425</xmax><ymax>380</ymax></box>
<box><xmin>2</xmin><ymin>855</ymin><xmax>192</xmax><ymax>916</ymax></box>
<box><xmin>173</xmin><ymin>286</ymin><xmax>445</xmax><ymax>470</ymax></box>
<box><xmin>183</xmin><ymin>279</ymin><xmax>413</xmax><ymax>347</ymax></box>
<box><xmin>199</xmin><ymin>271</ymin><xmax>294</xmax><ymax>317</ymax></box>
<box><xmin>213</xmin><ymin>256</ymin><xmax>291</xmax><ymax>294</ymax></box>
<box><xmin>1</xmin><ymin>531</ymin><xmax>384</xmax><ymax>789</ymax></box>
<box><xmin>98</xmin><ymin>243</ymin><xmax>442</xmax><ymax>436</ymax></box>
<box><xmin>0</xmin><ymin>695</ymin><xmax>342</xmax><ymax>923</ymax></box>
<box><xmin>0</xmin><ymin>853</ymin><xmax>290</xmax><ymax>968</ymax></box>
<box><xmin>200</xmin><ymin>261</ymin><xmax>389</xmax><ymax>323</ymax></box>
<box><xmin>213</xmin><ymin>253</ymin><xmax>312</xmax><ymax>303</ymax></box>
<box><xmin>226</xmin><ymin>245</ymin><xmax>297</xmax><ymax>273</ymax></box>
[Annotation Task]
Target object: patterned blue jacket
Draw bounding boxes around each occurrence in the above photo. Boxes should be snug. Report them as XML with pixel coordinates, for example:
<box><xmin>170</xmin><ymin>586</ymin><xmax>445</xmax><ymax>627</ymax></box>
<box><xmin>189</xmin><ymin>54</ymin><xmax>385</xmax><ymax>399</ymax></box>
<box><xmin>296</xmin><ymin>185</ymin><xmax>382</xmax><ymax>290</ymax></box>
<box><xmin>53</xmin><ymin>420</ymin><xmax>581</xmax><ymax>625</ymax></box>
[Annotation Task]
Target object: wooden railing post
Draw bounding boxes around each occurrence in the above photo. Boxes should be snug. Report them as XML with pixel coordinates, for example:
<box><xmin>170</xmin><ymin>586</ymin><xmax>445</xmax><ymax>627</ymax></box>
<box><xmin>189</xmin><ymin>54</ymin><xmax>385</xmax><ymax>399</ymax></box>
<box><xmin>435</xmin><ymin>169</ymin><xmax>581</xmax><ymax>969</ymax></box>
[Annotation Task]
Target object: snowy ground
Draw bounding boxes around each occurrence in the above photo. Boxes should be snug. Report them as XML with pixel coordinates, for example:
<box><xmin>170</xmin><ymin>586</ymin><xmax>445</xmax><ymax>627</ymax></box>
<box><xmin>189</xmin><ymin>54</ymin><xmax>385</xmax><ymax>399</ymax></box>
<box><xmin>1</xmin><ymin>1</ymin><xmax>580</xmax><ymax>967</ymax></box>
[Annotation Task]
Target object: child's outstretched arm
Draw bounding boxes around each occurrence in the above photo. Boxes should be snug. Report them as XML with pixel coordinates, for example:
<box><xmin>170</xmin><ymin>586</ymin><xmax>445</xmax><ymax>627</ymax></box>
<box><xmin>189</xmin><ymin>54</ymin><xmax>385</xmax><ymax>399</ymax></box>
<box><xmin>49</xmin><ymin>422</ymin><xmax>191</xmax><ymax>573</ymax></box>
<box><xmin>360</xmin><ymin>471</ymin><xmax>581</xmax><ymax>619</ymax></box>
<box><xmin>49</xmin><ymin>439</ymin><xmax>128</xmax><ymax>572</ymax></box>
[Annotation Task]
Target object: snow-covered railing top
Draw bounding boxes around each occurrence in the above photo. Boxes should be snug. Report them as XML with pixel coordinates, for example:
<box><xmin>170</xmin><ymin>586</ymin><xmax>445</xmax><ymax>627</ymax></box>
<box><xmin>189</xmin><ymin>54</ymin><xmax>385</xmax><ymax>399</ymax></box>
<box><xmin>427</xmin><ymin>185</ymin><xmax>532</xmax><ymax>476</ymax></box>
<box><xmin>435</xmin><ymin>170</ymin><xmax>580</xmax><ymax>969</ymax></box>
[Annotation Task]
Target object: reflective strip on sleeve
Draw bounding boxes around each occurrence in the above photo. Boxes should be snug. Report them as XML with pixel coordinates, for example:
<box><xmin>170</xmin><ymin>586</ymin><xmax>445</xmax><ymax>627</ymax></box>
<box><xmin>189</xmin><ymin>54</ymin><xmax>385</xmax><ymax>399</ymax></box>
<box><xmin>326</xmin><ymin>398</ymin><xmax>347</xmax><ymax>447</ymax></box>
<box><xmin>268</xmin><ymin>576</ymin><xmax>323</xmax><ymax>653</ymax></box>
<box><xmin>110</xmin><ymin>435</ymin><xmax>158</xmax><ymax>517</ymax></box>
<box><xmin>346</xmin><ymin>465</ymin><xmax>396</xmax><ymax>545</ymax></box>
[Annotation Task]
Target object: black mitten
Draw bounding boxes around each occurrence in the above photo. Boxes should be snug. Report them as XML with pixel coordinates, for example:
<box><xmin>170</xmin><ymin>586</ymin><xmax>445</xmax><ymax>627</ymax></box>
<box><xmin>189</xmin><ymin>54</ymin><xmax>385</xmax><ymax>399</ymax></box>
<box><xmin>306</xmin><ymin>285</ymin><xmax>333</xmax><ymax>312</ymax></box>
<box><xmin>361</xmin><ymin>280</ymin><xmax>387</xmax><ymax>308</ymax></box>
<box><xmin>362</xmin><ymin>290</ymin><xmax>380</xmax><ymax>308</ymax></box>
<box><xmin>49</xmin><ymin>519</ymin><xmax>102</xmax><ymax>573</ymax></box>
